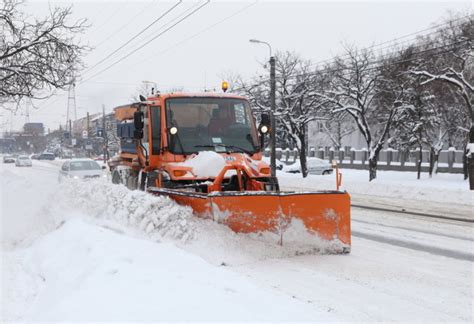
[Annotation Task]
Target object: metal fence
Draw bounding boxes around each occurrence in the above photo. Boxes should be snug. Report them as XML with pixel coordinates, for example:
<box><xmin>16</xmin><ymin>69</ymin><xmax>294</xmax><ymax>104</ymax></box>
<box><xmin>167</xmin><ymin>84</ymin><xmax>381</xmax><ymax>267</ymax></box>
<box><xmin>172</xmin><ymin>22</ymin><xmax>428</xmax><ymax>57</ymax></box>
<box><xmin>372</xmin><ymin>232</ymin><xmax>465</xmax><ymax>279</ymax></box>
<box><xmin>265</xmin><ymin>147</ymin><xmax>465</xmax><ymax>174</ymax></box>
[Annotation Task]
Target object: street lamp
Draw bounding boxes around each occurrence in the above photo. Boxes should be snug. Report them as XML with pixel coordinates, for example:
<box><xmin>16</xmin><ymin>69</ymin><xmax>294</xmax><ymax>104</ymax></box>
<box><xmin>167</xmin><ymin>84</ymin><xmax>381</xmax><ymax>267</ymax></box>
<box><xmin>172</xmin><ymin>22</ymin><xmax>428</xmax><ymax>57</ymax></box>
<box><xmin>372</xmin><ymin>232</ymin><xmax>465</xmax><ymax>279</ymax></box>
<box><xmin>250</xmin><ymin>38</ymin><xmax>277</xmax><ymax>179</ymax></box>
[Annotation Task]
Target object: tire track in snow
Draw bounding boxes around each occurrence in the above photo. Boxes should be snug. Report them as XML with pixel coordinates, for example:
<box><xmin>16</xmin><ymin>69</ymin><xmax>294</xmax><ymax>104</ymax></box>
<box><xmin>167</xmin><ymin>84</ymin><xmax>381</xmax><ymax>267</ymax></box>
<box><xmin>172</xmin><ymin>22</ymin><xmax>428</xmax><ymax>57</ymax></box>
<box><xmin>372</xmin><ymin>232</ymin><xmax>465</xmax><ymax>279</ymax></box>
<box><xmin>352</xmin><ymin>204</ymin><xmax>473</xmax><ymax>223</ymax></box>
<box><xmin>352</xmin><ymin>230</ymin><xmax>474</xmax><ymax>262</ymax></box>
<box><xmin>352</xmin><ymin>219</ymin><xmax>474</xmax><ymax>242</ymax></box>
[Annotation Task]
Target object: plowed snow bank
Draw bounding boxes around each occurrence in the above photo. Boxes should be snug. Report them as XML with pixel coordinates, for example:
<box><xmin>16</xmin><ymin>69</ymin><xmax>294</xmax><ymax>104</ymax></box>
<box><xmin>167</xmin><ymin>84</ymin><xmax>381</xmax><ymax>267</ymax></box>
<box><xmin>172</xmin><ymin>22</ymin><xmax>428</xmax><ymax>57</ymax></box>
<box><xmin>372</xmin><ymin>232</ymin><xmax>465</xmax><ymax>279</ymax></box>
<box><xmin>55</xmin><ymin>179</ymin><xmax>196</xmax><ymax>242</ymax></box>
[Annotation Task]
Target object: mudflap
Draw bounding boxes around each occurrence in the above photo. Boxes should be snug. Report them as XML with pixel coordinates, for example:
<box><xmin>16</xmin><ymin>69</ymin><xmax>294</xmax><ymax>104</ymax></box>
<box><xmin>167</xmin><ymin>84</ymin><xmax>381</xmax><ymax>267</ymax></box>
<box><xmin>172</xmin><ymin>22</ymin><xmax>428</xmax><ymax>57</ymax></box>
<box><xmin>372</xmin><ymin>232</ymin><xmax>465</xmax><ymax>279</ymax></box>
<box><xmin>148</xmin><ymin>188</ymin><xmax>351</xmax><ymax>250</ymax></box>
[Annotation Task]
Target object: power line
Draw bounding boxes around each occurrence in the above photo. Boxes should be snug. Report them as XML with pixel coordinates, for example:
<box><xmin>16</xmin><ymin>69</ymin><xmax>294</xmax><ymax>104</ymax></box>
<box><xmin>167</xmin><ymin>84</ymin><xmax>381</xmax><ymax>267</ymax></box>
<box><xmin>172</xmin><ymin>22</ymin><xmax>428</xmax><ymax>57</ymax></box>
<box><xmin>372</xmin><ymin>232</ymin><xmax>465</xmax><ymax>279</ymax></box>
<box><xmin>93</xmin><ymin>0</ymin><xmax>161</xmax><ymax>50</ymax></box>
<box><xmin>125</xmin><ymin>0</ymin><xmax>206</xmax><ymax>51</ymax></box>
<box><xmin>233</xmin><ymin>39</ymin><xmax>470</xmax><ymax>92</ymax></box>
<box><xmin>83</xmin><ymin>1</ymin><xmax>183</xmax><ymax>75</ymax></box>
<box><xmin>307</xmin><ymin>14</ymin><xmax>472</xmax><ymax>70</ymax></box>
<box><xmin>87</xmin><ymin>4</ymin><xmax>128</xmax><ymax>35</ymax></box>
<box><xmin>80</xmin><ymin>0</ymin><xmax>211</xmax><ymax>84</ymax></box>
<box><xmin>125</xmin><ymin>0</ymin><xmax>259</xmax><ymax>70</ymax></box>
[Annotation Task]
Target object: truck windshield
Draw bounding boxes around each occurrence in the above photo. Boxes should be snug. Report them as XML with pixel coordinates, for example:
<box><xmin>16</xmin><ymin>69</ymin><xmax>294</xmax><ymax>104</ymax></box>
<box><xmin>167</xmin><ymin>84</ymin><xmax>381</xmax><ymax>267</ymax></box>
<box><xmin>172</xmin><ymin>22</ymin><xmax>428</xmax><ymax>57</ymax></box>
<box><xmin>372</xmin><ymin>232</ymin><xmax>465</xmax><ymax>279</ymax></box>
<box><xmin>166</xmin><ymin>97</ymin><xmax>259</xmax><ymax>154</ymax></box>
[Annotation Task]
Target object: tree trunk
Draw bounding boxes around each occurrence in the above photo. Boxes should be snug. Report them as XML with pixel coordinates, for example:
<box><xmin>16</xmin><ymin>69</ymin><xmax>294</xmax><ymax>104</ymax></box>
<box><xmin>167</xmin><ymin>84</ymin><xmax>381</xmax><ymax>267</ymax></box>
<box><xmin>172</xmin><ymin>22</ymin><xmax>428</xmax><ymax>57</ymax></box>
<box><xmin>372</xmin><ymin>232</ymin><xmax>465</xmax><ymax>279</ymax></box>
<box><xmin>368</xmin><ymin>156</ymin><xmax>377</xmax><ymax>182</ymax></box>
<box><xmin>299</xmin><ymin>134</ymin><xmax>308</xmax><ymax>178</ymax></box>
<box><xmin>417</xmin><ymin>144</ymin><xmax>422</xmax><ymax>180</ymax></box>
<box><xmin>428</xmin><ymin>147</ymin><xmax>434</xmax><ymax>178</ymax></box>
<box><xmin>469</xmin><ymin>125</ymin><xmax>474</xmax><ymax>190</ymax></box>
<box><xmin>463</xmin><ymin>146</ymin><xmax>468</xmax><ymax>180</ymax></box>
<box><xmin>369</xmin><ymin>152</ymin><xmax>379</xmax><ymax>181</ymax></box>
<box><xmin>433</xmin><ymin>151</ymin><xmax>440</xmax><ymax>175</ymax></box>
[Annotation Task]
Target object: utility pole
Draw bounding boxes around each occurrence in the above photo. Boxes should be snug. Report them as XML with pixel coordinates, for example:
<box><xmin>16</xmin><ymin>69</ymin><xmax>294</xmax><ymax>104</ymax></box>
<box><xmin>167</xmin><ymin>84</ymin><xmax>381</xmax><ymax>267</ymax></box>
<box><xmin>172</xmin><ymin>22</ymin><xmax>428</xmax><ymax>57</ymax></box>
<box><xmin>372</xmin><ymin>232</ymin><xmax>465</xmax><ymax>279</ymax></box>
<box><xmin>86</xmin><ymin>112</ymin><xmax>90</xmax><ymax>137</ymax></box>
<box><xmin>25</xmin><ymin>100</ymin><xmax>30</xmax><ymax>124</ymax></box>
<box><xmin>102</xmin><ymin>104</ymin><xmax>107</xmax><ymax>161</ymax></box>
<box><xmin>249</xmin><ymin>39</ymin><xmax>277</xmax><ymax>178</ymax></box>
<box><xmin>269</xmin><ymin>56</ymin><xmax>277</xmax><ymax>178</ymax></box>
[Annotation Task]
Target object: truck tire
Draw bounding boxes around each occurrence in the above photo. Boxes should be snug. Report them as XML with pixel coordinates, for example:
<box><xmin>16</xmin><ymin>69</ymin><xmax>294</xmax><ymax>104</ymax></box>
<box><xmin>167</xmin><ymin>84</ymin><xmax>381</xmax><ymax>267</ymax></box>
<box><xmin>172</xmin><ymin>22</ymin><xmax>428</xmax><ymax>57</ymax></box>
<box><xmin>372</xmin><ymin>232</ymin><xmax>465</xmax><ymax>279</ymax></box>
<box><xmin>126</xmin><ymin>174</ymin><xmax>138</xmax><ymax>190</ymax></box>
<box><xmin>112</xmin><ymin>170</ymin><xmax>122</xmax><ymax>184</ymax></box>
<box><xmin>138</xmin><ymin>171</ymin><xmax>147</xmax><ymax>191</ymax></box>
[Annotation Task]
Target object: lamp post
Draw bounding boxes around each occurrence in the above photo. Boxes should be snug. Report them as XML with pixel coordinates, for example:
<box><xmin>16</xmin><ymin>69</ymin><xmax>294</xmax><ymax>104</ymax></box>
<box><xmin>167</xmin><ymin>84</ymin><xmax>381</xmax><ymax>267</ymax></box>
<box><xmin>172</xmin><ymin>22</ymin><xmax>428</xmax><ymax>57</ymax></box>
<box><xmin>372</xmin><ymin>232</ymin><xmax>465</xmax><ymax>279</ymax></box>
<box><xmin>249</xmin><ymin>39</ymin><xmax>277</xmax><ymax>178</ymax></box>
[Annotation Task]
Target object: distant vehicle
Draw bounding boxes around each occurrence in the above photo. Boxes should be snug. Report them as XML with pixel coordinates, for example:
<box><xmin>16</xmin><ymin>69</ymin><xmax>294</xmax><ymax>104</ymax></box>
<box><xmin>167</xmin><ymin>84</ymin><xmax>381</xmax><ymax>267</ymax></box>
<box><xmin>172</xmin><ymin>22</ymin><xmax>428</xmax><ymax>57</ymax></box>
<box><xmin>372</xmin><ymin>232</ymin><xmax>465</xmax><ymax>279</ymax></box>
<box><xmin>15</xmin><ymin>155</ymin><xmax>32</xmax><ymax>167</ymax></box>
<box><xmin>38</xmin><ymin>152</ymin><xmax>55</xmax><ymax>160</ymax></box>
<box><xmin>261</xmin><ymin>156</ymin><xmax>284</xmax><ymax>170</ymax></box>
<box><xmin>61</xmin><ymin>150</ymin><xmax>74</xmax><ymax>159</ymax></box>
<box><xmin>30</xmin><ymin>153</ymin><xmax>40</xmax><ymax>160</ymax></box>
<box><xmin>284</xmin><ymin>157</ymin><xmax>333</xmax><ymax>175</ymax></box>
<box><xmin>2</xmin><ymin>155</ymin><xmax>15</xmax><ymax>163</ymax></box>
<box><xmin>59</xmin><ymin>159</ymin><xmax>106</xmax><ymax>181</ymax></box>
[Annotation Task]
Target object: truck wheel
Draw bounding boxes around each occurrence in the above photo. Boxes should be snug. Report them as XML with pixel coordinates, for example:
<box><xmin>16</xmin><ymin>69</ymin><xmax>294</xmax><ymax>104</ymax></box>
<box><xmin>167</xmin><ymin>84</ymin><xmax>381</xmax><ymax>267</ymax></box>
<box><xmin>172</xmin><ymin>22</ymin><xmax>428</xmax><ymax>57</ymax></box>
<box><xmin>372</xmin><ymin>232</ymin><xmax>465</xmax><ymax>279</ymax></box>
<box><xmin>126</xmin><ymin>174</ymin><xmax>138</xmax><ymax>190</ymax></box>
<box><xmin>112</xmin><ymin>170</ymin><xmax>122</xmax><ymax>184</ymax></box>
<box><xmin>138</xmin><ymin>172</ymin><xmax>147</xmax><ymax>191</ymax></box>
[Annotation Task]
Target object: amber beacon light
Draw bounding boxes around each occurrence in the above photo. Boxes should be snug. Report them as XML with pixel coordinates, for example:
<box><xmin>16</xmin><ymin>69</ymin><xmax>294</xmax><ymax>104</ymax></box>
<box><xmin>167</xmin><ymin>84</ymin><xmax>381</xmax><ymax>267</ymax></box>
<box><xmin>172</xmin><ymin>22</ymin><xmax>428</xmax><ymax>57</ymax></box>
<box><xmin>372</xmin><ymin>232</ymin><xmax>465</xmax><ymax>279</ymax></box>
<box><xmin>221</xmin><ymin>81</ymin><xmax>229</xmax><ymax>92</ymax></box>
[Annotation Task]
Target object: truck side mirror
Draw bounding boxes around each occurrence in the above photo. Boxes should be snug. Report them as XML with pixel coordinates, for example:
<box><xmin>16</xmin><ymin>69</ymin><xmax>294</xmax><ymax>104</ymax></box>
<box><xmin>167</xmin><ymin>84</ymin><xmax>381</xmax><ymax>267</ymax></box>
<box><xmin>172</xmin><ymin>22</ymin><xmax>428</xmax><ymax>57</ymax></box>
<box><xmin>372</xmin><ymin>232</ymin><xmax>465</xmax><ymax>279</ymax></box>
<box><xmin>133</xmin><ymin>129</ymin><xmax>143</xmax><ymax>139</ymax></box>
<box><xmin>134</xmin><ymin>111</ymin><xmax>144</xmax><ymax>130</ymax></box>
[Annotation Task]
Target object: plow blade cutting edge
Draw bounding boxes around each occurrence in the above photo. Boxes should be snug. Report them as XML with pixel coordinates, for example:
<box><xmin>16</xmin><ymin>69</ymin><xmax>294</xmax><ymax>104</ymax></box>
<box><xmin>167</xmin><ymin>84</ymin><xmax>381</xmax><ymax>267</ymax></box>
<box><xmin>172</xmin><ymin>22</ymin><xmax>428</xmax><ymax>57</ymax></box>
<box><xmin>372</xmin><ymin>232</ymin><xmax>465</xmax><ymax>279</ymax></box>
<box><xmin>148</xmin><ymin>188</ymin><xmax>351</xmax><ymax>250</ymax></box>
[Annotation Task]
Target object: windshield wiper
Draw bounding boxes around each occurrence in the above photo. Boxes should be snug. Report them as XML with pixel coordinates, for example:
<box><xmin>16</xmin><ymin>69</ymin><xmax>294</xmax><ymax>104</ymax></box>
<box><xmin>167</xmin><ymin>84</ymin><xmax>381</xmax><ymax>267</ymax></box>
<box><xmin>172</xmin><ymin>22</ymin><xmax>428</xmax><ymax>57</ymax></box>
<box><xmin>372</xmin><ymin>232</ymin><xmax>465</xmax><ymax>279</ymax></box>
<box><xmin>195</xmin><ymin>144</ymin><xmax>253</xmax><ymax>155</ymax></box>
<box><xmin>194</xmin><ymin>145</ymin><xmax>215</xmax><ymax>148</ymax></box>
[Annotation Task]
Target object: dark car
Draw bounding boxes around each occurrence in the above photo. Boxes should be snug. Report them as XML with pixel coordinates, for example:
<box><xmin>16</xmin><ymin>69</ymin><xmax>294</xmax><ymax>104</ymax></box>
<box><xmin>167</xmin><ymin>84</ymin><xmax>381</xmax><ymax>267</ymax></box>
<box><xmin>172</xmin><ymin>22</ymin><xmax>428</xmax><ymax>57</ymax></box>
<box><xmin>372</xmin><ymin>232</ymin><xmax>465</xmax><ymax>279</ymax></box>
<box><xmin>38</xmin><ymin>152</ymin><xmax>55</xmax><ymax>160</ymax></box>
<box><xmin>3</xmin><ymin>155</ymin><xmax>15</xmax><ymax>163</ymax></box>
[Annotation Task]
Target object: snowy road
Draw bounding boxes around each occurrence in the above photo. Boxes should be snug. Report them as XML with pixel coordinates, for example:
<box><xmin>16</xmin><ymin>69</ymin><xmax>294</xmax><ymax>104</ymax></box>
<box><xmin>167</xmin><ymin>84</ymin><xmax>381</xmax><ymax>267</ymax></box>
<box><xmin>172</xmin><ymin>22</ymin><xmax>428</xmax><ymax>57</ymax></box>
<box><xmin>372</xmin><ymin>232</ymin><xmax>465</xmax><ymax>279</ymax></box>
<box><xmin>1</xmin><ymin>161</ymin><xmax>472</xmax><ymax>322</ymax></box>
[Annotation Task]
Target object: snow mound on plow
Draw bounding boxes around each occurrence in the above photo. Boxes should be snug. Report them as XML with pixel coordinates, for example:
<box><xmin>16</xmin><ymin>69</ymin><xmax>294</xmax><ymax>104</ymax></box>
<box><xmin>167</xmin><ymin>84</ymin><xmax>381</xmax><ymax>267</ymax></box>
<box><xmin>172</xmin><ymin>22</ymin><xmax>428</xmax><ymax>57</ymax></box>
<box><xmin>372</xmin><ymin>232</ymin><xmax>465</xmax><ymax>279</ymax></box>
<box><xmin>177</xmin><ymin>151</ymin><xmax>227</xmax><ymax>178</ymax></box>
<box><xmin>55</xmin><ymin>179</ymin><xmax>196</xmax><ymax>242</ymax></box>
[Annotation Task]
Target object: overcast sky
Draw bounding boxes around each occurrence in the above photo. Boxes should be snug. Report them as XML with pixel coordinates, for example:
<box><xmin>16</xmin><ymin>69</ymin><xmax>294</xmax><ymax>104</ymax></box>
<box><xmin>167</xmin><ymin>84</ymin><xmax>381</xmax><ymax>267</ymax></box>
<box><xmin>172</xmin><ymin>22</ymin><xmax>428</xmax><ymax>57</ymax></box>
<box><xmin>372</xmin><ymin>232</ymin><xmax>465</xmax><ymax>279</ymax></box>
<box><xmin>2</xmin><ymin>0</ymin><xmax>471</xmax><ymax>131</ymax></box>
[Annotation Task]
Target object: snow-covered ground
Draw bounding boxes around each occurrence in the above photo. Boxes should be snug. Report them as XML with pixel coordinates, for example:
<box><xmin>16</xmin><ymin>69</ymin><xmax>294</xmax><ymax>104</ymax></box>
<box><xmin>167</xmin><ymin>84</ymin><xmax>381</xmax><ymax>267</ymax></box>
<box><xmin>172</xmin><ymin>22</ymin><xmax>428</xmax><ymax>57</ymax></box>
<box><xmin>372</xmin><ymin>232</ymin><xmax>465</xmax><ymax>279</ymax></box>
<box><xmin>1</xmin><ymin>161</ymin><xmax>473</xmax><ymax>321</ymax></box>
<box><xmin>279</xmin><ymin>168</ymin><xmax>472</xmax><ymax>219</ymax></box>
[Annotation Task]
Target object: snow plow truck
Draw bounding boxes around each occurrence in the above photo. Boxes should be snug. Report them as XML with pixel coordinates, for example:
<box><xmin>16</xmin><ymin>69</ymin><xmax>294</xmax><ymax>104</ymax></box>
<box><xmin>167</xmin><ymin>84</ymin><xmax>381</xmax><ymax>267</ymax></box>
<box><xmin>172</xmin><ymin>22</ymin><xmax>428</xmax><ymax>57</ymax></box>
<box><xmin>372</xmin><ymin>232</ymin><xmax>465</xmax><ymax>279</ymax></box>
<box><xmin>108</xmin><ymin>90</ymin><xmax>351</xmax><ymax>252</ymax></box>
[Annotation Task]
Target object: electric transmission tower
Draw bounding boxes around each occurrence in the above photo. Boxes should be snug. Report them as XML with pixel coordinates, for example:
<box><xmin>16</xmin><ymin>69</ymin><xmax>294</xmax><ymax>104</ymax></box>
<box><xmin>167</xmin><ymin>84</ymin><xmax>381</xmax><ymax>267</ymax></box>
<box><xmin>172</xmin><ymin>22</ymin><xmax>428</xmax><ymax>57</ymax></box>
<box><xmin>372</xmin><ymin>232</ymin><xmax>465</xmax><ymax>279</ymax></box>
<box><xmin>66</xmin><ymin>82</ymin><xmax>77</xmax><ymax>132</ymax></box>
<box><xmin>24</xmin><ymin>99</ymin><xmax>30</xmax><ymax>124</ymax></box>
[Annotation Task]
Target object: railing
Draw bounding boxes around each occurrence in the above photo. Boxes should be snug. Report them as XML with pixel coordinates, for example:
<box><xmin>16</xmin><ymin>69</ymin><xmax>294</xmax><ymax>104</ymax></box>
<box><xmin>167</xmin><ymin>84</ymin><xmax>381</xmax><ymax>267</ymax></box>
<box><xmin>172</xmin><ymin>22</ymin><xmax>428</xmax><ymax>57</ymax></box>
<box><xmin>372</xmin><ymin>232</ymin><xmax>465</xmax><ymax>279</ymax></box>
<box><xmin>264</xmin><ymin>147</ymin><xmax>464</xmax><ymax>174</ymax></box>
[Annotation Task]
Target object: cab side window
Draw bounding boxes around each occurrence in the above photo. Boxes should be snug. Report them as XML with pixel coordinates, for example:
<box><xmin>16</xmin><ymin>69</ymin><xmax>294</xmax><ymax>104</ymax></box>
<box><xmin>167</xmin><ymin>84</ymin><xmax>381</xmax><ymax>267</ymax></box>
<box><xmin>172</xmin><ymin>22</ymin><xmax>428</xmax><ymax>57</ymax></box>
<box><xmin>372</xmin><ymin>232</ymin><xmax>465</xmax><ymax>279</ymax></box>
<box><xmin>61</xmin><ymin>162</ymin><xmax>69</xmax><ymax>171</ymax></box>
<box><xmin>151</xmin><ymin>106</ymin><xmax>161</xmax><ymax>154</ymax></box>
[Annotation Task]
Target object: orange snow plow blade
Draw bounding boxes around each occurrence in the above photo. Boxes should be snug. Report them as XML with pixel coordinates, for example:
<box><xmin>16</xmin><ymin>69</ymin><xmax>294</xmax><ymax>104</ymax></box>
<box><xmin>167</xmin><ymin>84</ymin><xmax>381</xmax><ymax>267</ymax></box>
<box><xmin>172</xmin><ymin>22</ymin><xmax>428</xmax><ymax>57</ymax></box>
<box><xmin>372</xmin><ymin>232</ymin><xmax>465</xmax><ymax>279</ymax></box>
<box><xmin>148</xmin><ymin>188</ymin><xmax>351</xmax><ymax>249</ymax></box>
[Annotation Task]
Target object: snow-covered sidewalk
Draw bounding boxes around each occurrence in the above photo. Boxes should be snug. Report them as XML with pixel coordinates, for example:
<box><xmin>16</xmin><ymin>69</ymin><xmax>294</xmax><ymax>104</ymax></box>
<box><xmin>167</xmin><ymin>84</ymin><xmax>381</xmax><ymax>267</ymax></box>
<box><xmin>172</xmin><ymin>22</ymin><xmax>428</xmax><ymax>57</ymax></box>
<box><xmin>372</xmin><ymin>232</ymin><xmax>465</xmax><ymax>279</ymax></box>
<box><xmin>278</xmin><ymin>168</ymin><xmax>472</xmax><ymax>219</ymax></box>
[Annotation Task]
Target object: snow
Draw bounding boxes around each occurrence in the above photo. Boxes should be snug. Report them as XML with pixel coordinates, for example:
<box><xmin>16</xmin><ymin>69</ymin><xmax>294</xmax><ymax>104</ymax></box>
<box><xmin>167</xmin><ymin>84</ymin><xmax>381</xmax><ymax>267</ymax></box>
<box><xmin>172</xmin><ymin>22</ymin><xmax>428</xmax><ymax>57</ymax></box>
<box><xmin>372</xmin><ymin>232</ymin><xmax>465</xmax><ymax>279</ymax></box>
<box><xmin>5</xmin><ymin>219</ymin><xmax>329</xmax><ymax>321</ymax></box>
<box><xmin>278</xmin><ymin>168</ymin><xmax>471</xmax><ymax>206</ymax></box>
<box><xmin>2</xmin><ymin>161</ymin><xmax>473</xmax><ymax>322</ymax></box>
<box><xmin>1</xmin><ymin>162</ymin><xmax>336</xmax><ymax>321</ymax></box>
<box><xmin>467</xmin><ymin>143</ymin><xmax>474</xmax><ymax>156</ymax></box>
<box><xmin>174</xmin><ymin>151</ymin><xmax>227</xmax><ymax>178</ymax></box>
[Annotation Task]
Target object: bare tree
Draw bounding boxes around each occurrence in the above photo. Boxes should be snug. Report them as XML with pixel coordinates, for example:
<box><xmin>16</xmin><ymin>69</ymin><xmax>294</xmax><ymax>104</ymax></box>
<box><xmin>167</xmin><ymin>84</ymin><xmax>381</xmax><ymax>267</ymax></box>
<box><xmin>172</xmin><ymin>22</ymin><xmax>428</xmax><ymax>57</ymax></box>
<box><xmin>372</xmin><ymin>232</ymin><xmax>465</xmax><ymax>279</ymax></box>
<box><xmin>1</xmin><ymin>0</ymin><xmax>89</xmax><ymax>110</ymax></box>
<box><xmin>320</xmin><ymin>111</ymin><xmax>356</xmax><ymax>148</ymax></box>
<box><xmin>323</xmin><ymin>45</ymin><xmax>408</xmax><ymax>181</ymax></box>
<box><xmin>239</xmin><ymin>51</ymin><xmax>328</xmax><ymax>177</ymax></box>
<box><xmin>409</xmin><ymin>14</ymin><xmax>473</xmax><ymax>186</ymax></box>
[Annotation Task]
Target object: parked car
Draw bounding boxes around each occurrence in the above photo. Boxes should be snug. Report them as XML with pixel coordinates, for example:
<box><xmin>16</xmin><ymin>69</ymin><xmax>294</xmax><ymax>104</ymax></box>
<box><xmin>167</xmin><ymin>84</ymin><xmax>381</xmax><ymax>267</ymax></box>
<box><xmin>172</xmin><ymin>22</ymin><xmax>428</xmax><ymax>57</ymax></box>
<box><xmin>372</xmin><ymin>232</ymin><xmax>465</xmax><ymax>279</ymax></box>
<box><xmin>284</xmin><ymin>158</ymin><xmax>333</xmax><ymax>175</ymax></box>
<box><xmin>59</xmin><ymin>159</ymin><xmax>106</xmax><ymax>181</ymax></box>
<box><xmin>15</xmin><ymin>155</ymin><xmax>33</xmax><ymax>167</ymax></box>
<box><xmin>261</xmin><ymin>156</ymin><xmax>284</xmax><ymax>170</ymax></box>
<box><xmin>38</xmin><ymin>152</ymin><xmax>55</xmax><ymax>160</ymax></box>
<box><xmin>2</xmin><ymin>155</ymin><xmax>15</xmax><ymax>163</ymax></box>
<box><xmin>30</xmin><ymin>153</ymin><xmax>40</xmax><ymax>160</ymax></box>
